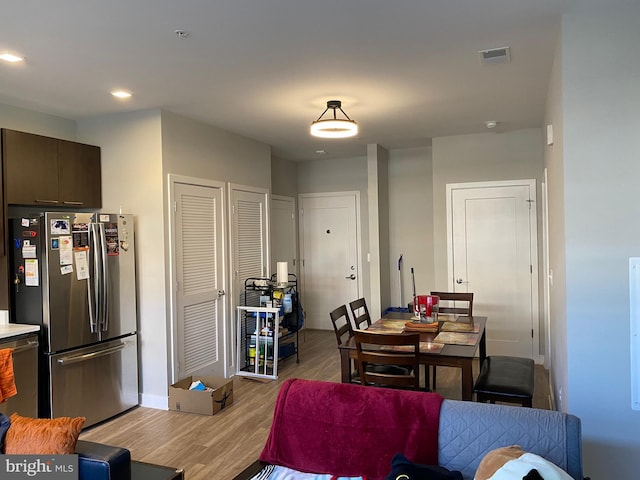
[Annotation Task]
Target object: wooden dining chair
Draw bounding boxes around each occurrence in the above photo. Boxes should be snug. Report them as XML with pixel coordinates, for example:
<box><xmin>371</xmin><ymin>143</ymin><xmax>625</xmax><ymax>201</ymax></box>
<box><xmin>429</xmin><ymin>291</ymin><xmax>474</xmax><ymax>390</ymax></box>
<box><xmin>430</xmin><ymin>291</ymin><xmax>474</xmax><ymax>316</ymax></box>
<box><xmin>354</xmin><ymin>330</ymin><xmax>421</xmax><ymax>390</ymax></box>
<box><xmin>349</xmin><ymin>297</ymin><xmax>372</xmax><ymax>330</ymax></box>
<box><xmin>329</xmin><ymin>304</ymin><xmax>354</xmax><ymax>347</ymax></box>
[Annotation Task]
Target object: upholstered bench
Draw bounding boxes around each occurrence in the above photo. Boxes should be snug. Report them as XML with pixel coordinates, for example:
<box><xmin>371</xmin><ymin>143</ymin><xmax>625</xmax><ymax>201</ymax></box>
<box><xmin>473</xmin><ymin>356</ymin><xmax>535</xmax><ymax>407</ymax></box>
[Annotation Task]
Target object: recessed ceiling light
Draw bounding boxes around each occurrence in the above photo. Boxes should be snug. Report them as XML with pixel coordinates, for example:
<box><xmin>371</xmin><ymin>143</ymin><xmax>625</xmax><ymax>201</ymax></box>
<box><xmin>0</xmin><ymin>53</ymin><xmax>24</xmax><ymax>63</ymax></box>
<box><xmin>315</xmin><ymin>150</ymin><xmax>327</xmax><ymax>155</ymax></box>
<box><xmin>111</xmin><ymin>90</ymin><xmax>132</xmax><ymax>99</ymax></box>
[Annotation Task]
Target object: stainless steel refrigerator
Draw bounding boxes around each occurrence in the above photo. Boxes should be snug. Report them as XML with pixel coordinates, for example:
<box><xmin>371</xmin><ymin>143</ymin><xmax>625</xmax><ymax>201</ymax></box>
<box><xmin>9</xmin><ymin>212</ymin><xmax>138</xmax><ymax>427</ymax></box>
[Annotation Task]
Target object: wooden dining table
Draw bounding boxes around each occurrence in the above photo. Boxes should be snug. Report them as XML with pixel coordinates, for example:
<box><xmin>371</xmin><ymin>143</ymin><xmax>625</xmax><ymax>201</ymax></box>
<box><xmin>338</xmin><ymin>311</ymin><xmax>487</xmax><ymax>400</ymax></box>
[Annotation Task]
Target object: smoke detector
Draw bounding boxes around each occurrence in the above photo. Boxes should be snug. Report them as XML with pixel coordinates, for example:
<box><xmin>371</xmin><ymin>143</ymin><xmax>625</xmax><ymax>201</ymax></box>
<box><xmin>485</xmin><ymin>121</ymin><xmax>498</xmax><ymax>129</ymax></box>
<box><xmin>479</xmin><ymin>46</ymin><xmax>511</xmax><ymax>65</ymax></box>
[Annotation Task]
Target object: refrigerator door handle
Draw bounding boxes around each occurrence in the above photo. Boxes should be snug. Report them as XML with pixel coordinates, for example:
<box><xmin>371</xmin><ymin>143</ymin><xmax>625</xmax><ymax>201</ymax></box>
<box><xmin>97</xmin><ymin>222</ymin><xmax>109</xmax><ymax>332</ymax></box>
<box><xmin>56</xmin><ymin>342</ymin><xmax>130</xmax><ymax>365</ymax></box>
<box><xmin>88</xmin><ymin>223</ymin><xmax>100</xmax><ymax>333</ymax></box>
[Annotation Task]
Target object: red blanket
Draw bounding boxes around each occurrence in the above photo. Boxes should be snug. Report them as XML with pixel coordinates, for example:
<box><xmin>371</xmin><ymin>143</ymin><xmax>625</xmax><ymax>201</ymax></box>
<box><xmin>260</xmin><ymin>379</ymin><xmax>444</xmax><ymax>480</ymax></box>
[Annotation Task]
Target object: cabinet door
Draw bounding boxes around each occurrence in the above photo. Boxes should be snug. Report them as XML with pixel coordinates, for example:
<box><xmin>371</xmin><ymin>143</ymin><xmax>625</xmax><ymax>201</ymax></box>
<box><xmin>57</xmin><ymin>139</ymin><xmax>102</xmax><ymax>208</ymax></box>
<box><xmin>3</xmin><ymin>129</ymin><xmax>59</xmax><ymax>205</ymax></box>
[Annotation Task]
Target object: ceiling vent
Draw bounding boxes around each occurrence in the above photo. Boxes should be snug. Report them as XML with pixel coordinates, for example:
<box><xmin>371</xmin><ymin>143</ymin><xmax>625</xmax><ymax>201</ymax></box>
<box><xmin>479</xmin><ymin>46</ymin><xmax>511</xmax><ymax>65</ymax></box>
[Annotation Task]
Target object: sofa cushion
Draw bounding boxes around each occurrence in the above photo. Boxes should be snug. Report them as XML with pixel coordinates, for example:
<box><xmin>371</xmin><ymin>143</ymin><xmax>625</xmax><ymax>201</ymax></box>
<box><xmin>4</xmin><ymin>413</ymin><xmax>85</xmax><ymax>455</ymax></box>
<box><xmin>437</xmin><ymin>400</ymin><xmax>573</xmax><ymax>479</ymax></box>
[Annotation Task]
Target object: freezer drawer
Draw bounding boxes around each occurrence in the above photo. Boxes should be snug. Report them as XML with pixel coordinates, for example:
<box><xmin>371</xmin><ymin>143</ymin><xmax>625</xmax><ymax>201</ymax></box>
<box><xmin>48</xmin><ymin>335</ymin><xmax>138</xmax><ymax>427</ymax></box>
<box><xmin>0</xmin><ymin>334</ymin><xmax>38</xmax><ymax>418</ymax></box>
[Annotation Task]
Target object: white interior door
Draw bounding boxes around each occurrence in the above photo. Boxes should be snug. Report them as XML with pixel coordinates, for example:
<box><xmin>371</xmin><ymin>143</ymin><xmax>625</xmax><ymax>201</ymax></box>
<box><xmin>299</xmin><ymin>192</ymin><xmax>361</xmax><ymax>330</ymax></box>
<box><xmin>172</xmin><ymin>180</ymin><xmax>226</xmax><ymax>380</ymax></box>
<box><xmin>447</xmin><ymin>180</ymin><xmax>539</xmax><ymax>359</ymax></box>
<box><xmin>230</xmin><ymin>186</ymin><xmax>269</xmax><ymax>369</ymax></box>
<box><xmin>271</xmin><ymin>195</ymin><xmax>297</xmax><ymax>278</ymax></box>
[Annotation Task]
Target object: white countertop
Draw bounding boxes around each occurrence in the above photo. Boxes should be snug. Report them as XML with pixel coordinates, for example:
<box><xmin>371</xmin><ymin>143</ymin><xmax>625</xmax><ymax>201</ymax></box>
<box><xmin>0</xmin><ymin>324</ymin><xmax>40</xmax><ymax>340</ymax></box>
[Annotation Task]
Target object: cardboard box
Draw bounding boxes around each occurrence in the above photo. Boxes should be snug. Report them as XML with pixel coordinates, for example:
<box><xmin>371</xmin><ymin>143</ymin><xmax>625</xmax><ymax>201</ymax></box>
<box><xmin>168</xmin><ymin>375</ymin><xmax>234</xmax><ymax>415</ymax></box>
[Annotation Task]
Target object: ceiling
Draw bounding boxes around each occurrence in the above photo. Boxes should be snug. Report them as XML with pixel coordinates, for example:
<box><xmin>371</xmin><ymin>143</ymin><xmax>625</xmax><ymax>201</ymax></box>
<box><xmin>0</xmin><ymin>1</ymin><xmax>585</xmax><ymax>161</ymax></box>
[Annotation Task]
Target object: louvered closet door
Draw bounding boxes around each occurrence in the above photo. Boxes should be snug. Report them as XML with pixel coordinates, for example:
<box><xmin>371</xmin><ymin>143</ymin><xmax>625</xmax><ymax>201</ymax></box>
<box><xmin>175</xmin><ymin>183</ymin><xmax>225</xmax><ymax>378</ymax></box>
<box><xmin>232</xmin><ymin>189</ymin><xmax>269</xmax><ymax>307</ymax></box>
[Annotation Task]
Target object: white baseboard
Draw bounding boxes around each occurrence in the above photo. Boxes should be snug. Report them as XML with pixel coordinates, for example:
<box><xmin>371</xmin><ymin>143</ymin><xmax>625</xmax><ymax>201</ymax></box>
<box><xmin>139</xmin><ymin>393</ymin><xmax>169</xmax><ymax>410</ymax></box>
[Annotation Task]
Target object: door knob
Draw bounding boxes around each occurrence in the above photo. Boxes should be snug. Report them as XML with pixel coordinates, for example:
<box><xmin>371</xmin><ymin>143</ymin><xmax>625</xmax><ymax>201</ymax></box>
<box><xmin>456</xmin><ymin>278</ymin><xmax>469</xmax><ymax>285</ymax></box>
<box><xmin>217</xmin><ymin>290</ymin><xmax>226</xmax><ymax>297</ymax></box>
<box><xmin>345</xmin><ymin>274</ymin><xmax>356</xmax><ymax>280</ymax></box>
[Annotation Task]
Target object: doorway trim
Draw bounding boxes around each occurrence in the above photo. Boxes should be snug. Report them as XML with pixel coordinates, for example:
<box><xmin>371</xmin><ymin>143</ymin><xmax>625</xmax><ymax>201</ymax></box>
<box><xmin>445</xmin><ymin>179</ymin><xmax>541</xmax><ymax>363</ymax></box>
<box><xmin>167</xmin><ymin>174</ymin><xmax>228</xmax><ymax>383</ymax></box>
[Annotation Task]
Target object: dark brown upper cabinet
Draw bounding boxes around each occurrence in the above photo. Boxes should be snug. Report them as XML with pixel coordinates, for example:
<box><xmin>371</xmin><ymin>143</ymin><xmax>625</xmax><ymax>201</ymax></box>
<box><xmin>2</xmin><ymin>129</ymin><xmax>101</xmax><ymax>208</ymax></box>
<box><xmin>57</xmin><ymin>139</ymin><xmax>102</xmax><ymax>207</ymax></box>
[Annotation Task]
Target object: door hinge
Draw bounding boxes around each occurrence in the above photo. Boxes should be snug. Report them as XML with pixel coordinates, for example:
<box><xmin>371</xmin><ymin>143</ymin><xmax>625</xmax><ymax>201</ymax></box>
<box><xmin>232</xmin><ymin>204</ymin><xmax>236</xmax><ymax>215</ymax></box>
<box><xmin>531</xmin><ymin>329</ymin><xmax>534</xmax><ymax>339</ymax></box>
<box><xmin>300</xmin><ymin>208</ymin><xmax>304</xmax><ymax>216</ymax></box>
<box><xmin>526</xmin><ymin>199</ymin><xmax>534</xmax><ymax>210</ymax></box>
<box><xmin>530</xmin><ymin>265</ymin><xmax>533</xmax><ymax>274</ymax></box>
<box><xmin>173</xmin><ymin>200</ymin><xmax>177</xmax><ymax>212</ymax></box>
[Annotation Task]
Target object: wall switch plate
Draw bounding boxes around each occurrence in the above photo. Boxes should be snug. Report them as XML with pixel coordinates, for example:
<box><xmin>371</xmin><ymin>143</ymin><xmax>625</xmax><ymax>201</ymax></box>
<box><xmin>546</xmin><ymin>125</ymin><xmax>554</xmax><ymax>145</ymax></box>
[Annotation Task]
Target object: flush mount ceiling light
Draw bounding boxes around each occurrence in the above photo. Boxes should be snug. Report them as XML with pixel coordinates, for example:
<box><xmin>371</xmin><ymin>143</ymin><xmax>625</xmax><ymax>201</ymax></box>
<box><xmin>310</xmin><ymin>100</ymin><xmax>358</xmax><ymax>138</ymax></box>
<box><xmin>111</xmin><ymin>90</ymin><xmax>132</xmax><ymax>99</ymax></box>
<box><xmin>0</xmin><ymin>53</ymin><xmax>24</xmax><ymax>63</ymax></box>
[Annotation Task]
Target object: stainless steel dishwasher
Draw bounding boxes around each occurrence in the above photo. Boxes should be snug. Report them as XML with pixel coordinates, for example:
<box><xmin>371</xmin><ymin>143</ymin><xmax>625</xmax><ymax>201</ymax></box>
<box><xmin>0</xmin><ymin>333</ymin><xmax>39</xmax><ymax>417</ymax></box>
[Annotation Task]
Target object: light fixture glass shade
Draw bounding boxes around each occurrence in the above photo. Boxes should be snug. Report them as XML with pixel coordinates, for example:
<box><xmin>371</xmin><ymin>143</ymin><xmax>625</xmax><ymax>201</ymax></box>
<box><xmin>310</xmin><ymin>100</ymin><xmax>358</xmax><ymax>138</ymax></box>
<box><xmin>310</xmin><ymin>119</ymin><xmax>358</xmax><ymax>138</ymax></box>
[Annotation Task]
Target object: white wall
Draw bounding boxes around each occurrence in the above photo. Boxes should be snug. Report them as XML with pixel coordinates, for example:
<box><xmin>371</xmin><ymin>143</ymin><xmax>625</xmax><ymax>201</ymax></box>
<box><xmin>272</xmin><ymin>156</ymin><xmax>298</xmax><ymax>197</ymax></box>
<box><xmin>561</xmin><ymin>6</ymin><xmax>640</xmax><ymax>478</ymax></box>
<box><xmin>432</xmin><ymin>129</ymin><xmax>544</xmax><ymax>290</ymax></box>
<box><xmin>160</xmin><ymin>110</ymin><xmax>271</xmax><ymax>188</ymax></box>
<box><xmin>297</xmin><ymin>156</ymin><xmax>370</xmax><ymax>300</ymax></box>
<box><xmin>77</xmin><ymin>109</ymin><xmax>167</xmax><ymax>408</ymax></box>
<box><xmin>543</xmin><ymin>30</ymin><xmax>568</xmax><ymax>412</ymax></box>
<box><xmin>388</xmin><ymin>147</ymin><xmax>433</xmax><ymax>306</ymax></box>
<box><xmin>0</xmin><ymin>103</ymin><xmax>76</xmax><ymax>140</ymax></box>
<box><xmin>297</xmin><ymin>148</ymin><xmax>433</xmax><ymax>313</ymax></box>
<box><xmin>367</xmin><ymin>144</ymin><xmax>390</xmax><ymax>319</ymax></box>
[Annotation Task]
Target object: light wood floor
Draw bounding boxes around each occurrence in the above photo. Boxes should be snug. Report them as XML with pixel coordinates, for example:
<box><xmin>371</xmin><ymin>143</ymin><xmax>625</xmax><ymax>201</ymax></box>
<box><xmin>79</xmin><ymin>329</ymin><xmax>551</xmax><ymax>480</ymax></box>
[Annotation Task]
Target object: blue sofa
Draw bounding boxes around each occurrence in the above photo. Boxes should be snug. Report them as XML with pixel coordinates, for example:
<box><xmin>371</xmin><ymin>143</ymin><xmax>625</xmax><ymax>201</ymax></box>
<box><xmin>234</xmin><ymin>379</ymin><xmax>583</xmax><ymax>480</ymax></box>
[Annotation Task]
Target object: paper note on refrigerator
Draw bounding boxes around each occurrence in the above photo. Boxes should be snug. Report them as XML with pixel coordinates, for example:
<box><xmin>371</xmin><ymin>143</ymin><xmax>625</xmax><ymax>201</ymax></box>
<box><xmin>59</xmin><ymin>235</ymin><xmax>73</xmax><ymax>265</ymax></box>
<box><xmin>74</xmin><ymin>251</ymin><xmax>90</xmax><ymax>280</ymax></box>
<box><xmin>60</xmin><ymin>265</ymin><xmax>73</xmax><ymax>275</ymax></box>
<box><xmin>25</xmin><ymin>259</ymin><xmax>39</xmax><ymax>286</ymax></box>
